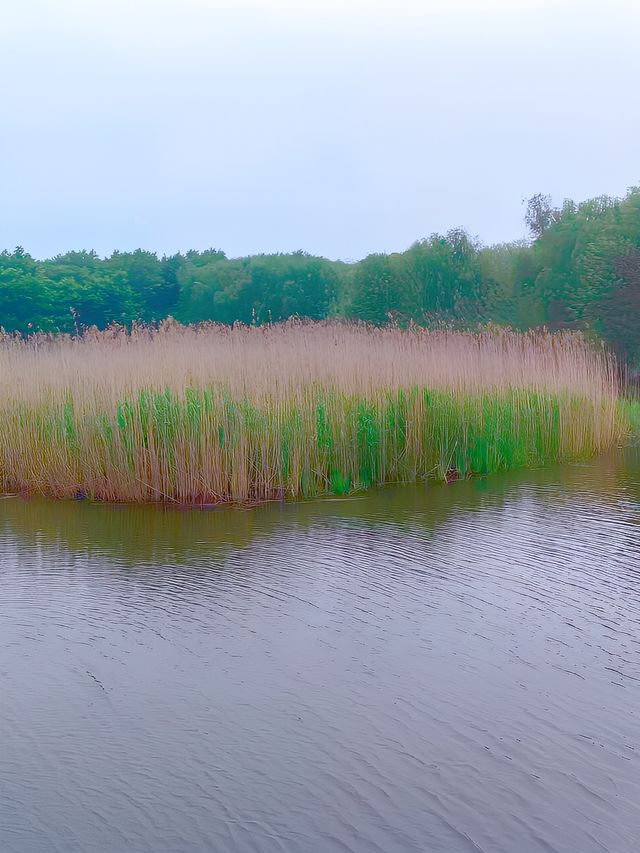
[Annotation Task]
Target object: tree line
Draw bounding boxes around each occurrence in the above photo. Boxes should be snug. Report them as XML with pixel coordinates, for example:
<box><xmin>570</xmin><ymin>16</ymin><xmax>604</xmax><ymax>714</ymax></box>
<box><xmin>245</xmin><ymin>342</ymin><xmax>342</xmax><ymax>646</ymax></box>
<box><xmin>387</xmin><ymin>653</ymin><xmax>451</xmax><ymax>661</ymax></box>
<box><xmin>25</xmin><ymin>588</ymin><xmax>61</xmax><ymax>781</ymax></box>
<box><xmin>1</xmin><ymin>186</ymin><xmax>639</xmax><ymax>365</ymax></box>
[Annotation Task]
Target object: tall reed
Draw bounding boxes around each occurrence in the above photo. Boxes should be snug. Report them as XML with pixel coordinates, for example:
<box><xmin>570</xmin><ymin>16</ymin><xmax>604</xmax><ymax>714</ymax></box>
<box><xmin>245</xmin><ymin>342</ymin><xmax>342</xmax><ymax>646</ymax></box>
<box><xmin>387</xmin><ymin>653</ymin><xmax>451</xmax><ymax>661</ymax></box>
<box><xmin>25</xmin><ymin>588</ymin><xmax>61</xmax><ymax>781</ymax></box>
<box><xmin>0</xmin><ymin>321</ymin><xmax>626</xmax><ymax>503</ymax></box>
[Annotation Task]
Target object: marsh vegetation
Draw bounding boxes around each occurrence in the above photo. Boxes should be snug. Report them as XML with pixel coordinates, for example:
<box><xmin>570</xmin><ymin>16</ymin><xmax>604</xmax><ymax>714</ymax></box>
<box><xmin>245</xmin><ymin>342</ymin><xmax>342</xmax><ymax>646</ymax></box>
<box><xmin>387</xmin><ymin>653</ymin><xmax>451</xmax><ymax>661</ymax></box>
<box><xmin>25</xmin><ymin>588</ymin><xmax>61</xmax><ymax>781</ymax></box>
<box><xmin>0</xmin><ymin>321</ymin><xmax>626</xmax><ymax>504</ymax></box>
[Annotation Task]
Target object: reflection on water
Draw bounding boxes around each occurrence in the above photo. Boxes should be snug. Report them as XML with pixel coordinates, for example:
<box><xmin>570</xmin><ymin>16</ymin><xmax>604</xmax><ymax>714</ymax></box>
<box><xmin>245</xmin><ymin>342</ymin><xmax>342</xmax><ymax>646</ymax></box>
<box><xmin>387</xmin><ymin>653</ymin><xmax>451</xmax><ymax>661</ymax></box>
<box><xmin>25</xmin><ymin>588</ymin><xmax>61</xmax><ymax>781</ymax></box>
<box><xmin>1</xmin><ymin>451</ymin><xmax>640</xmax><ymax>853</ymax></box>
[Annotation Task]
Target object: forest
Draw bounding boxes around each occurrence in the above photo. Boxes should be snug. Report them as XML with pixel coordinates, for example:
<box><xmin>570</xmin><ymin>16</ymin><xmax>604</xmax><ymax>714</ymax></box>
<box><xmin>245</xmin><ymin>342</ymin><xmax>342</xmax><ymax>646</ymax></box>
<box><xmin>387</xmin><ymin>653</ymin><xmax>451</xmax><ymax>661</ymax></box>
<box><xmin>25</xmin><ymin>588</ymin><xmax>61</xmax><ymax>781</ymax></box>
<box><xmin>2</xmin><ymin>186</ymin><xmax>639</xmax><ymax>366</ymax></box>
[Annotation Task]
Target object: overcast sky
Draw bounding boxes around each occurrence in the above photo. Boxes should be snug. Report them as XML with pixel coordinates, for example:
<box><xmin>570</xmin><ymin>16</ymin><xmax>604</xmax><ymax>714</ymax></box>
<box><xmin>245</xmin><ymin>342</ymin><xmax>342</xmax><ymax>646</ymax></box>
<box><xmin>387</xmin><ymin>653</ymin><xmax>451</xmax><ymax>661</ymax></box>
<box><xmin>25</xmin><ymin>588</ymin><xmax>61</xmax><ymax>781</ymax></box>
<box><xmin>1</xmin><ymin>0</ymin><xmax>638</xmax><ymax>260</ymax></box>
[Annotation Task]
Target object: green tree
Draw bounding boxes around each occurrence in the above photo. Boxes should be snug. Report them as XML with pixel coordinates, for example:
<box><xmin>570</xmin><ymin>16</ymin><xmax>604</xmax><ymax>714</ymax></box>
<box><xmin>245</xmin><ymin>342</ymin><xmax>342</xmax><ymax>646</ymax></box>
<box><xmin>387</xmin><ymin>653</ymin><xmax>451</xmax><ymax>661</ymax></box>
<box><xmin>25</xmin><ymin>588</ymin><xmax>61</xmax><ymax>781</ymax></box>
<box><xmin>588</xmin><ymin>251</ymin><xmax>640</xmax><ymax>367</ymax></box>
<box><xmin>347</xmin><ymin>253</ymin><xmax>404</xmax><ymax>325</ymax></box>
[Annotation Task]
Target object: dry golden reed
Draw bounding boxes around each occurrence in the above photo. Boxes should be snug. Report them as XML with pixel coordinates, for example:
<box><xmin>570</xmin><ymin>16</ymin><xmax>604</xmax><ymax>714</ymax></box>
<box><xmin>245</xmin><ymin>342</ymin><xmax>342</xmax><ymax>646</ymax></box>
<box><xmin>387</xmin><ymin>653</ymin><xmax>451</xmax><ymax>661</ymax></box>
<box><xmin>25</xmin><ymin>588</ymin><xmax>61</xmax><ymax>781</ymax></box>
<box><xmin>0</xmin><ymin>320</ymin><xmax>626</xmax><ymax>503</ymax></box>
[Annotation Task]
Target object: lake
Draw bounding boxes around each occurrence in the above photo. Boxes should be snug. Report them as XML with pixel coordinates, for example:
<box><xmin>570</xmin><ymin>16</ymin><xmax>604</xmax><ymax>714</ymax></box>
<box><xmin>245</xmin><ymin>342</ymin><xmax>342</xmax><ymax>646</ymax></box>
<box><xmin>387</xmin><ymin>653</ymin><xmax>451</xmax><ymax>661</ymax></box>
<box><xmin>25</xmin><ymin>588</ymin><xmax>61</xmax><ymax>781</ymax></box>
<box><xmin>1</xmin><ymin>450</ymin><xmax>639</xmax><ymax>853</ymax></box>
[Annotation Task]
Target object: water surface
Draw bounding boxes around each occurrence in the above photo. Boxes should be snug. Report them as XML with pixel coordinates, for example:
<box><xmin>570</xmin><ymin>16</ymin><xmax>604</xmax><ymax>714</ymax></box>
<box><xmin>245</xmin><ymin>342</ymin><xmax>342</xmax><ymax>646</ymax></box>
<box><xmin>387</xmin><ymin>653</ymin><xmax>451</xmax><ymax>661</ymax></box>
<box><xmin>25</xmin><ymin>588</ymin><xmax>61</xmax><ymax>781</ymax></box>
<box><xmin>2</xmin><ymin>451</ymin><xmax>640</xmax><ymax>852</ymax></box>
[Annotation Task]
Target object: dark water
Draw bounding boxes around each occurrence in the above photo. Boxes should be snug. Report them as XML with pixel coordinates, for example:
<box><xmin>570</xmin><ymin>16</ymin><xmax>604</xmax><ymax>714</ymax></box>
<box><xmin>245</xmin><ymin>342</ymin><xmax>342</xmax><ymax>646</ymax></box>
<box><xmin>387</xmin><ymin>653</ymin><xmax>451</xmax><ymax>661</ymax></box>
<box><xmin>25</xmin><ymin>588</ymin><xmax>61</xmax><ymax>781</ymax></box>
<box><xmin>2</xmin><ymin>451</ymin><xmax>640</xmax><ymax>853</ymax></box>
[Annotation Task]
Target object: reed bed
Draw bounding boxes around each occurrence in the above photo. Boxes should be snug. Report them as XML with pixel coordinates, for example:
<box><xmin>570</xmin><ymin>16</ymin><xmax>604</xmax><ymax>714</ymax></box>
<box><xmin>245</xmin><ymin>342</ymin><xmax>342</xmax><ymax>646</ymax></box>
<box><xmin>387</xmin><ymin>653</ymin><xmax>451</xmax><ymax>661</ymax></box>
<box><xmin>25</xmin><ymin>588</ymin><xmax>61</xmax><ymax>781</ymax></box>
<box><xmin>0</xmin><ymin>321</ymin><xmax>627</xmax><ymax>503</ymax></box>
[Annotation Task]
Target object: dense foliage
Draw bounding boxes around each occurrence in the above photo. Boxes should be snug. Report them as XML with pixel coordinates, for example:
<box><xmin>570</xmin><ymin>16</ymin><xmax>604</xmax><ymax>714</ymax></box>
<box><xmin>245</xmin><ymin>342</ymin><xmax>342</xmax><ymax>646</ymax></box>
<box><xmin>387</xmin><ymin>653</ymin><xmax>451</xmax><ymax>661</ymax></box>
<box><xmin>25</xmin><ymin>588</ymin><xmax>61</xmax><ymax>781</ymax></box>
<box><xmin>2</xmin><ymin>186</ymin><xmax>639</xmax><ymax>364</ymax></box>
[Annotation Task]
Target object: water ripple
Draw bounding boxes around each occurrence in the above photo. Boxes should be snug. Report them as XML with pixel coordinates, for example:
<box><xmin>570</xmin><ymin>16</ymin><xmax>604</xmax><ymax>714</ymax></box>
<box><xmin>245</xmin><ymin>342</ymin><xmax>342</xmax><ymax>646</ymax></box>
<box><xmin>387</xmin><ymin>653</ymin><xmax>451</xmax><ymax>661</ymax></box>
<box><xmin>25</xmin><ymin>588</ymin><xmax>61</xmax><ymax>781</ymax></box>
<box><xmin>1</xmin><ymin>452</ymin><xmax>640</xmax><ymax>852</ymax></box>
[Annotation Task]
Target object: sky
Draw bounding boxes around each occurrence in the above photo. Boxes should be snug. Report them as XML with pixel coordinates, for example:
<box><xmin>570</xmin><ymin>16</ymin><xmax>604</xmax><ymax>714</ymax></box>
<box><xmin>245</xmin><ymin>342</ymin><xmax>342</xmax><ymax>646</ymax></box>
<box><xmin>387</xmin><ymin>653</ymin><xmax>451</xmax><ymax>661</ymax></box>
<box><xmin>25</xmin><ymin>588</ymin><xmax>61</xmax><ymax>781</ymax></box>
<box><xmin>0</xmin><ymin>0</ymin><xmax>639</xmax><ymax>261</ymax></box>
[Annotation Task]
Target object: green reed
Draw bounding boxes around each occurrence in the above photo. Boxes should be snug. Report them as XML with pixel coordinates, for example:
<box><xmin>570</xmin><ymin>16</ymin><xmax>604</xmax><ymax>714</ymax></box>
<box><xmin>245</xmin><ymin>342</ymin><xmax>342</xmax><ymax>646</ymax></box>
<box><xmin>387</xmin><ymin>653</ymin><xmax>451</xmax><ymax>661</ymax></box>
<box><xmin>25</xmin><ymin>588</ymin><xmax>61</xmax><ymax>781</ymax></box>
<box><xmin>0</xmin><ymin>385</ymin><xmax>626</xmax><ymax>503</ymax></box>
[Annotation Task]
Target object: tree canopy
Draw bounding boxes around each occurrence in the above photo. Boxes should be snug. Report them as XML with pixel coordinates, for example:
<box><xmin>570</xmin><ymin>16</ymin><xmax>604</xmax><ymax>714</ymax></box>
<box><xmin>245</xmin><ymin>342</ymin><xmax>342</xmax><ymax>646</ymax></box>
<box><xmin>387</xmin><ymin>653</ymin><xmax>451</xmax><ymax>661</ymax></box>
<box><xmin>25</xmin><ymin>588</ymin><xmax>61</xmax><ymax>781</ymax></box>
<box><xmin>1</xmin><ymin>186</ymin><xmax>639</xmax><ymax>365</ymax></box>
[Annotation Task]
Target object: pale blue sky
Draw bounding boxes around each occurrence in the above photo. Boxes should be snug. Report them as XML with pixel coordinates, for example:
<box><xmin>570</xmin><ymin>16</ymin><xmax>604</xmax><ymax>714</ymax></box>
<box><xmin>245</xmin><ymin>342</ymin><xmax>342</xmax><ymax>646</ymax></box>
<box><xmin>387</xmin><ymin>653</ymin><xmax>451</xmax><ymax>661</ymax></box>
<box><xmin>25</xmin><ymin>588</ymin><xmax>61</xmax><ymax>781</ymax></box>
<box><xmin>1</xmin><ymin>0</ymin><xmax>638</xmax><ymax>260</ymax></box>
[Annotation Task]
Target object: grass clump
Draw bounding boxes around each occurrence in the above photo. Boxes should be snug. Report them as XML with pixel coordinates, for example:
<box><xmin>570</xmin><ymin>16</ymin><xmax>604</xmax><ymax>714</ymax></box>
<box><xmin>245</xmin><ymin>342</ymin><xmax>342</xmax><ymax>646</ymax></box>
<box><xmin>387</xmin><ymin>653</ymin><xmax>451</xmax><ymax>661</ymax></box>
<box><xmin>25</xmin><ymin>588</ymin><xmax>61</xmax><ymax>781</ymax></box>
<box><xmin>0</xmin><ymin>321</ymin><xmax>628</xmax><ymax>503</ymax></box>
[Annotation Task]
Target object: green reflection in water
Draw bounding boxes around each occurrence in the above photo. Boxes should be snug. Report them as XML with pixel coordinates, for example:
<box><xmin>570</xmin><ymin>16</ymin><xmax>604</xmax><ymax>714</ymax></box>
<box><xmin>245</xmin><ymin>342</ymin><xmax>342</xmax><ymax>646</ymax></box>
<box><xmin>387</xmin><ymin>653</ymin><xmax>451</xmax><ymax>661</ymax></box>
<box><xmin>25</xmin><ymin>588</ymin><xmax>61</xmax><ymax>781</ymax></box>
<box><xmin>0</xmin><ymin>447</ymin><xmax>638</xmax><ymax>569</ymax></box>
